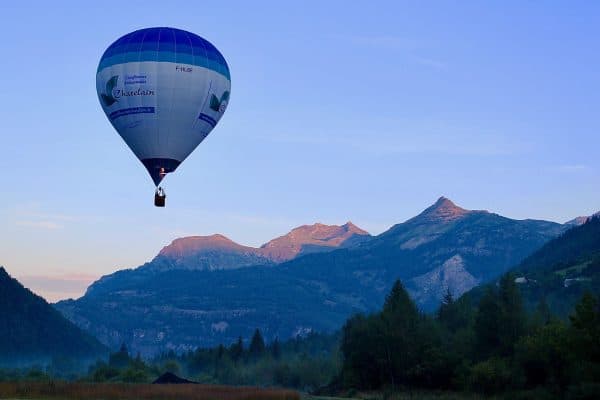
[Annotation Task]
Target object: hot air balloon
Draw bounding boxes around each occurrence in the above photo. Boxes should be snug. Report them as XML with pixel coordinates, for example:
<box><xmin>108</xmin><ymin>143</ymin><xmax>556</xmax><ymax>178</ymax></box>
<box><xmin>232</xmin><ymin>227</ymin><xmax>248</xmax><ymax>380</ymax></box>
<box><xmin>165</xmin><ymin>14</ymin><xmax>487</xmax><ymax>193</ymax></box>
<box><xmin>96</xmin><ymin>27</ymin><xmax>231</xmax><ymax>207</ymax></box>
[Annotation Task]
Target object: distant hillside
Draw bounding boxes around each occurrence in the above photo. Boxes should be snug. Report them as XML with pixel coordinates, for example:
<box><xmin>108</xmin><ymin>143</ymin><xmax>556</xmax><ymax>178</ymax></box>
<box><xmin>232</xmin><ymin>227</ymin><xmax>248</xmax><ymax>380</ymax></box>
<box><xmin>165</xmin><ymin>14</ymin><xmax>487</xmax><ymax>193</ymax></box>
<box><xmin>510</xmin><ymin>216</ymin><xmax>600</xmax><ymax>316</ymax></box>
<box><xmin>0</xmin><ymin>267</ymin><xmax>106</xmax><ymax>364</ymax></box>
<box><xmin>519</xmin><ymin>215</ymin><xmax>600</xmax><ymax>274</ymax></box>
<box><xmin>55</xmin><ymin>197</ymin><xmax>567</xmax><ymax>355</ymax></box>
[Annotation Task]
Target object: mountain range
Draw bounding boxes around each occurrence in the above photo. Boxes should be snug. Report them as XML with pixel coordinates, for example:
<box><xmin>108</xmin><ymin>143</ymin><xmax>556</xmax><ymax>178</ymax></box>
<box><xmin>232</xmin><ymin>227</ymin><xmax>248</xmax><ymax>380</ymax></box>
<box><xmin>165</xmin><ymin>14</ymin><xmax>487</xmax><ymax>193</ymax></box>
<box><xmin>0</xmin><ymin>267</ymin><xmax>106</xmax><ymax>364</ymax></box>
<box><xmin>55</xmin><ymin>197</ymin><xmax>573</xmax><ymax>355</ymax></box>
<box><xmin>145</xmin><ymin>221</ymin><xmax>370</xmax><ymax>272</ymax></box>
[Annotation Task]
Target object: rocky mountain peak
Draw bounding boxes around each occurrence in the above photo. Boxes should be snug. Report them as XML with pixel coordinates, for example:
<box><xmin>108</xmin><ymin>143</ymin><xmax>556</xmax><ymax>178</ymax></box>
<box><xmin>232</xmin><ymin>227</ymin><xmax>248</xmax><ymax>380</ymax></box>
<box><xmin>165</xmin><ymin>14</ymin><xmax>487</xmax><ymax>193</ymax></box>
<box><xmin>260</xmin><ymin>222</ymin><xmax>370</xmax><ymax>262</ymax></box>
<box><xmin>565</xmin><ymin>212</ymin><xmax>600</xmax><ymax>227</ymax></box>
<box><xmin>342</xmin><ymin>221</ymin><xmax>369</xmax><ymax>235</ymax></box>
<box><xmin>158</xmin><ymin>234</ymin><xmax>249</xmax><ymax>259</ymax></box>
<box><xmin>416</xmin><ymin>196</ymin><xmax>471</xmax><ymax>223</ymax></box>
<box><xmin>566</xmin><ymin>216</ymin><xmax>591</xmax><ymax>227</ymax></box>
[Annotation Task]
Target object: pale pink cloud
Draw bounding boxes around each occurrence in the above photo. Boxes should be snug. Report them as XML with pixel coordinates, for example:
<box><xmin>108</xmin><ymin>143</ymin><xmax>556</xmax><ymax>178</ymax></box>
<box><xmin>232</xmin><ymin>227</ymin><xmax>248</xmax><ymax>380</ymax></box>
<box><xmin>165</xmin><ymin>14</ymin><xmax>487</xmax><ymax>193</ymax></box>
<box><xmin>18</xmin><ymin>273</ymin><xmax>98</xmax><ymax>303</ymax></box>
<box><xmin>16</xmin><ymin>220</ymin><xmax>63</xmax><ymax>230</ymax></box>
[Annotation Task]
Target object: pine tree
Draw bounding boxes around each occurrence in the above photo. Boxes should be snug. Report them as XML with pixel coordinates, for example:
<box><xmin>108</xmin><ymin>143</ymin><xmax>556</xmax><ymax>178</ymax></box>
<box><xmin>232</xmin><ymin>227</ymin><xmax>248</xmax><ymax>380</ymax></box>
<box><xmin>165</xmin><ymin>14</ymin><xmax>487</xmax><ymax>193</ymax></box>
<box><xmin>249</xmin><ymin>329</ymin><xmax>266</xmax><ymax>359</ymax></box>
<box><xmin>533</xmin><ymin>297</ymin><xmax>552</xmax><ymax>327</ymax></box>
<box><xmin>569</xmin><ymin>292</ymin><xmax>600</xmax><ymax>366</ymax></box>
<box><xmin>109</xmin><ymin>343</ymin><xmax>131</xmax><ymax>368</ymax></box>
<box><xmin>497</xmin><ymin>273</ymin><xmax>526</xmax><ymax>355</ymax></box>
<box><xmin>383</xmin><ymin>280</ymin><xmax>418</xmax><ymax>317</ymax></box>
<box><xmin>380</xmin><ymin>280</ymin><xmax>421</xmax><ymax>387</ymax></box>
<box><xmin>132</xmin><ymin>352</ymin><xmax>145</xmax><ymax>369</ymax></box>
<box><xmin>570</xmin><ymin>292</ymin><xmax>599</xmax><ymax>333</ymax></box>
<box><xmin>438</xmin><ymin>287</ymin><xmax>458</xmax><ymax>330</ymax></box>
<box><xmin>271</xmin><ymin>337</ymin><xmax>281</xmax><ymax>360</ymax></box>
<box><xmin>340</xmin><ymin>314</ymin><xmax>383</xmax><ymax>389</ymax></box>
<box><xmin>217</xmin><ymin>344</ymin><xmax>225</xmax><ymax>360</ymax></box>
<box><xmin>229</xmin><ymin>336</ymin><xmax>244</xmax><ymax>362</ymax></box>
<box><xmin>474</xmin><ymin>288</ymin><xmax>502</xmax><ymax>359</ymax></box>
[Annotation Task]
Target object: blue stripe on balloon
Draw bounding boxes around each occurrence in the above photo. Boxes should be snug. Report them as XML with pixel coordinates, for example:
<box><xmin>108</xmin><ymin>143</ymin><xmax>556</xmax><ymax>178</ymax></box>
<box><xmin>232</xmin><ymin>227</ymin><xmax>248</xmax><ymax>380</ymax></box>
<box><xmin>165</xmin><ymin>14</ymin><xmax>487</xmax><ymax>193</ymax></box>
<box><xmin>98</xmin><ymin>27</ymin><xmax>230</xmax><ymax>80</ymax></box>
<box><xmin>97</xmin><ymin>51</ymin><xmax>230</xmax><ymax>79</ymax></box>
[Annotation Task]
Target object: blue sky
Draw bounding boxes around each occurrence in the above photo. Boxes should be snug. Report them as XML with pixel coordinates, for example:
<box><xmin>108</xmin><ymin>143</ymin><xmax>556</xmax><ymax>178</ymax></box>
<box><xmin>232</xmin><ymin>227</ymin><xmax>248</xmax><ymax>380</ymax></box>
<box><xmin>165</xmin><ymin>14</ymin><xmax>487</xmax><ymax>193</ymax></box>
<box><xmin>1</xmin><ymin>1</ymin><xmax>598</xmax><ymax>301</ymax></box>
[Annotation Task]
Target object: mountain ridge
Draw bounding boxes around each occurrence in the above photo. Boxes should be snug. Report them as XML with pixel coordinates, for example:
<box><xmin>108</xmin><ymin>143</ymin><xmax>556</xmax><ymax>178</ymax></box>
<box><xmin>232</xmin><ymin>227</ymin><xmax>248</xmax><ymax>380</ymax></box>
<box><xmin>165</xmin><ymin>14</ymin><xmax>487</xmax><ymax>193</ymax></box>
<box><xmin>0</xmin><ymin>266</ymin><xmax>106</xmax><ymax>363</ymax></box>
<box><xmin>259</xmin><ymin>221</ymin><xmax>370</xmax><ymax>262</ymax></box>
<box><xmin>145</xmin><ymin>222</ymin><xmax>371</xmax><ymax>272</ymax></box>
<box><xmin>55</xmin><ymin>197</ymin><xmax>568</xmax><ymax>355</ymax></box>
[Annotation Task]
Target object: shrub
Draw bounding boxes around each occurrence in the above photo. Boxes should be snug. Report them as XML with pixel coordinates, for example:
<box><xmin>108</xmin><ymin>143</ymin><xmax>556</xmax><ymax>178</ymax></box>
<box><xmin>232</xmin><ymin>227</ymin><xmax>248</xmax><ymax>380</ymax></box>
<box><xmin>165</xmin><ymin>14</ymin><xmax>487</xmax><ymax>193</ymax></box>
<box><xmin>469</xmin><ymin>357</ymin><xmax>512</xmax><ymax>394</ymax></box>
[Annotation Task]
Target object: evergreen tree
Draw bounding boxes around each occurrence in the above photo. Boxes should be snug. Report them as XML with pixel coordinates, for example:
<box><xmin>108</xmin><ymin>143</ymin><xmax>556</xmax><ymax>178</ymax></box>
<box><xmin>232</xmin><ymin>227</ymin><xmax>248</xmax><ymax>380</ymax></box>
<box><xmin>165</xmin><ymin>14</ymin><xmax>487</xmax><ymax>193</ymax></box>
<box><xmin>497</xmin><ymin>273</ymin><xmax>526</xmax><ymax>355</ymax></box>
<box><xmin>570</xmin><ymin>292</ymin><xmax>600</xmax><ymax>335</ymax></box>
<box><xmin>569</xmin><ymin>292</ymin><xmax>600</xmax><ymax>382</ymax></box>
<box><xmin>229</xmin><ymin>336</ymin><xmax>244</xmax><ymax>362</ymax></box>
<box><xmin>340</xmin><ymin>314</ymin><xmax>382</xmax><ymax>389</ymax></box>
<box><xmin>474</xmin><ymin>288</ymin><xmax>502</xmax><ymax>360</ymax></box>
<box><xmin>515</xmin><ymin>321</ymin><xmax>570</xmax><ymax>390</ymax></box>
<box><xmin>533</xmin><ymin>297</ymin><xmax>552</xmax><ymax>327</ymax></box>
<box><xmin>383</xmin><ymin>279</ymin><xmax>419</xmax><ymax>317</ymax></box>
<box><xmin>271</xmin><ymin>337</ymin><xmax>281</xmax><ymax>360</ymax></box>
<box><xmin>249</xmin><ymin>329</ymin><xmax>266</xmax><ymax>359</ymax></box>
<box><xmin>438</xmin><ymin>288</ymin><xmax>459</xmax><ymax>330</ymax></box>
<box><xmin>341</xmin><ymin>280</ymin><xmax>431</xmax><ymax>390</ymax></box>
<box><xmin>380</xmin><ymin>280</ymin><xmax>421</xmax><ymax>387</ymax></box>
<box><xmin>214</xmin><ymin>344</ymin><xmax>226</xmax><ymax>376</ymax></box>
<box><xmin>109</xmin><ymin>343</ymin><xmax>131</xmax><ymax>368</ymax></box>
<box><xmin>217</xmin><ymin>344</ymin><xmax>225</xmax><ymax>360</ymax></box>
<box><xmin>132</xmin><ymin>352</ymin><xmax>145</xmax><ymax>369</ymax></box>
<box><xmin>473</xmin><ymin>275</ymin><xmax>526</xmax><ymax>359</ymax></box>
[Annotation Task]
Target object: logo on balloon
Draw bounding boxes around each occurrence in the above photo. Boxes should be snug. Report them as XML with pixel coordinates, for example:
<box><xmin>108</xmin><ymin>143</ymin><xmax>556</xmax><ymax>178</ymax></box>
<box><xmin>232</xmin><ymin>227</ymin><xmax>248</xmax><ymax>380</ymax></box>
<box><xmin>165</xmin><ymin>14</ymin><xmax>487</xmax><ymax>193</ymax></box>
<box><xmin>100</xmin><ymin>76</ymin><xmax>119</xmax><ymax>107</ymax></box>
<box><xmin>209</xmin><ymin>91</ymin><xmax>230</xmax><ymax>113</ymax></box>
<box><xmin>100</xmin><ymin>75</ymin><xmax>155</xmax><ymax>107</ymax></box>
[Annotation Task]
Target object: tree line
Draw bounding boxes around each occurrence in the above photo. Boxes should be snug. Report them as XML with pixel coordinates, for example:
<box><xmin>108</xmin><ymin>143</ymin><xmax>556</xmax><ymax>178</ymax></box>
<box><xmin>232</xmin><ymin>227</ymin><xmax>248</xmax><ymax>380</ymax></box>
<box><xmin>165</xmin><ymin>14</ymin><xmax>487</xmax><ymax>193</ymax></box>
<box><xmin>1</xmin><ymin>273</ymin><xmax>598</xmax><ymax>398</ymax></box>
<box><xmin>333</xmin><ymin>276</ymin><xmax>600</xmax><ymax>398</ymax></box>
<box><xmin>0</xmin><ymin>328</ymin><xmax>339</xmax><ymax>391</ymax></box>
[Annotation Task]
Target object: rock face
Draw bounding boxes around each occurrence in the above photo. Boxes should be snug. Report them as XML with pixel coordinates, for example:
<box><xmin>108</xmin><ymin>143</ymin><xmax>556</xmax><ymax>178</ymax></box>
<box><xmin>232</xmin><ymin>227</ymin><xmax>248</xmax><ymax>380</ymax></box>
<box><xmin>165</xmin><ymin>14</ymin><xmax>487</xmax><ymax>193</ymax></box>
<box><xmin>409</xmin><ymin>255</ymin><xmax>480</xmax><ymax>305</ymax></box>
<box><xmin>55</xmin><ymin>197</ymin><xmax>568</xmax><ymax>356</ymax></box>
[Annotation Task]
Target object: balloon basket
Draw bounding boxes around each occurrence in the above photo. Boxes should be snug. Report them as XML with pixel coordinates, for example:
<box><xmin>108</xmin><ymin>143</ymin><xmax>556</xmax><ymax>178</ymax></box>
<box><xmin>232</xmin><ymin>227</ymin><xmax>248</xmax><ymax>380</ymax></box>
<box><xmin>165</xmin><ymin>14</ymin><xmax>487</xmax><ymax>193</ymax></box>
<box><xmin>154</xmin><ymin>188</ymin><xmax>166</xmax><ymax>207</ymax></box>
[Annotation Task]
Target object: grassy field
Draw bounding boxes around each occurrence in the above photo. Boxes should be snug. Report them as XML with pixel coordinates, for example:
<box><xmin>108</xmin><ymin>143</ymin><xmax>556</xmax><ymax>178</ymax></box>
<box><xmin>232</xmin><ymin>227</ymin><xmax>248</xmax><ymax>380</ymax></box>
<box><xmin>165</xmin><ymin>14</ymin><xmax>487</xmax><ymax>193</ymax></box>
<box><xmin>305</xmin><ymin>392</ymin><xmax>498</xmax><ymax>400</ymax></box>
<box><xmin>0</xmin><ymin>381</ymin><xmax>300</xmax><ymax>400</ymax></box>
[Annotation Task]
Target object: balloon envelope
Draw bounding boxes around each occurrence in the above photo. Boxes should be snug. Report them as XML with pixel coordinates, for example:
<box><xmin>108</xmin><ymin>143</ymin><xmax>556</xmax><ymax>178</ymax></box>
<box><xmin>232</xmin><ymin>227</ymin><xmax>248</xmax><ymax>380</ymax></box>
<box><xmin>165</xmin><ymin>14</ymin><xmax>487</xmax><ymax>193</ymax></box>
<box><xmin>96</xmin><ymin>27</ymin><xmax>231</xmax><ymax>185</ymax></box>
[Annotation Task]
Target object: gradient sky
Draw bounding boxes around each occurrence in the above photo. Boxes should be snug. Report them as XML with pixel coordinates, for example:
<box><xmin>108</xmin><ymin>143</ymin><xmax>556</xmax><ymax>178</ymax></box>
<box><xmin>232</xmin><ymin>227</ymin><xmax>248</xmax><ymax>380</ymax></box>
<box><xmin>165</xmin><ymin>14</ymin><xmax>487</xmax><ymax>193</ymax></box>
<box><xmin>1</xmin><ymin>1</ymin><xmax>598</xmax><ymax>302</ymax></box>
